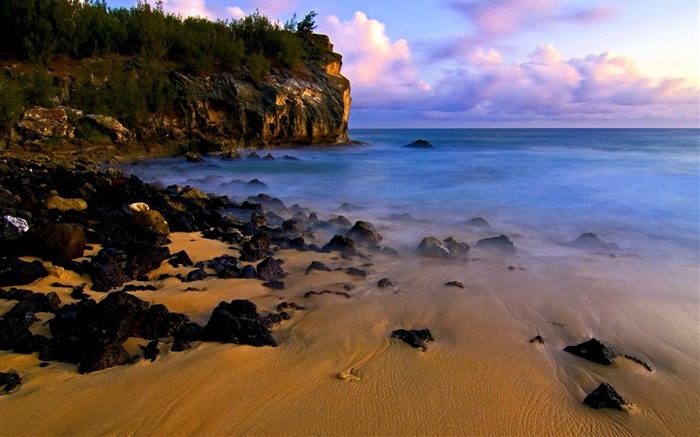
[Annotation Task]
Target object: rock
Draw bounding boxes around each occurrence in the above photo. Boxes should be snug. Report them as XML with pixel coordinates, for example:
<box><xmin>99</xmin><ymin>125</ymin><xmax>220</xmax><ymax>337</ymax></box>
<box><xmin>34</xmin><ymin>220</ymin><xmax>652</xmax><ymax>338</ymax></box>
<box><xmin>78</xmin><ymin>343</ymin><xmax>131</xmax><ymax>374</ymax></box>
<box><xmin>346</xmin><ymin>221</ymin><xmax>382</xmax><ymax>246</ymax></box>
<box><xmin>125</xmin><ymin>245</ymin><xmax>170</xmax><ymax>278</ymax></box>
<box><xmin>0</xmin><ymin>372</ymin><xmax>22</xmax><ymax>394</ymax></box>
<box><xmin>1</xmin><ymin>215</ymin><xmax>29</xmax><ymax>243</ymax></box>
<box><xmin>245</xmin><ymin>179</ymin><xmax>269</xmax><ymax>192</ymax></box>
<box><xmin>185</xmin><ymin>151</ymin><xmax>203</xmax><ymax>162</ymax></box>
<box><xmin>247</xmin><ymin>194</ymin><xmax>287</xmax><ymax>213</ymax></box>
<box><xmin>327</xmin><ymin>215</ymin><xmax>352</xmax><ymax>230</ymax></box>
<box><xmin>583</xmin><ymin>383</ymin><xmax>628</xmax><ymax>410</ymax></box>
<box><xmin>403</xmin><ymin>139</ymin><xmax>434</xmax><ymax>149</ymax></box>
<box><xmin>377</xmin><ymin>278</ymin><xmax>396</xmax><ymax>288</ymax></box>
<box><xmin>172</xmin><ymin>322</ymin><xmax>205</xmax><ymax>351</ymax></box>
<box><xmin>262</xmin><ymin>280</ymin><xmax>285</xmax><ymax>290</ymax></box>
<box><xmin>305</xmin><ymin>261</ymin><xmax>332</xmax><ymax>274</ymax></box>
<box><xmin>90</xmin><ymin>249</ymin><xmax>129</xmax><ymax>292</ymax></box>
<box><xmin>140</xmin><ymin>340</ymin><xmax>160</xmax><ymax>362</ymax></box>
<box><xmin>467</xmin><ymin>217</ymin><xmax>490</xmax><ymax>228</ymax></box>
<box><xmin>623</xmin><ymin>354</ymin><xmax>653</xmax><ymax>372</ymax></box>
<box><xmin>124</xmin><ymin>202</ymin><xmax>150</xmax><ymax>214</ymax></box>
<box><xmin>417</xmin><ymin>237</ymin><xmax>453</xmax><ymax>260</ymax></box>
<box><xmin>127</xmin><ymin>210</ymin><xmax>170</xmax><ymax>237</ymax></box>
<box><xmin>475</xmin><ymin>235</ymin><xmax>516</xmax><ymax>254</ymax></box>
<box><xmin>179</xmin><ymin>186</ymin><xmax>209</xmax><ymax>201</ymax></box>
<box><xmin>529</xmin><ymin>335</ymin><xmax>545</xmax><ymax>344</ymax></box>
<box><xmin>17</xmin><ymin>106</ymin><xmax>74</xmax><ymax>138</ymax></box>
<box><xmin>0</xmin><ymin>309</ymin><xmax>36</xmax><ymax>350</ymax></box>
<box><xmin>321</xmin><ymin>234</ymin><xmax>357</xmax><ymax>258</ymax></box>
<box><xmin>282</xmin><ymin>218</ymin><xmax>303</xmax><ymax>233</ymax></box>
<box><xmin>283</xmin><ymin>155</ymin><xmax>300</xmax><ymax>161</ymax></box>
<box><xmin>203</xmin><ymin>299</ymin><xmax>277</xmax><ymax>347</ymax></box>
<box><xmin>390</xmin><ymin>329</ymin><xmax>434</xmax><ymax>351</ymax></box>
<box><xmin>345</xmin><ymin>267</ymin><xmax>367</xmax><ymax>277</ymax></box>
<box><xmin>563</xmin><ymin>338</ymin><xmax>618</xmax><ymax>365</ymax></box>
<box><xmin>186</xmin><ymin>267</ymin><xmax>208</xmax><ymax>282</ymax></box>
<box><xmin>84</xmin><ymin>114</ymin><xmax>131</xmax><ymax>144</ymax></box>
<box><xmin>246</xmin><ymin>152</ymin><xmax>261</xmax><ymax>160</ymax></box>
<box><xmin>444</xmin><ymin>281</ymin><xmax>464</xmax><ymax>288</ymax></box>
<box><xmin>29</xmin><ymin>223</ymin><xmax>86</xmax><ymax>260</ymax></box>
<box><xmin>0</xmin><ymin>257</ymin><xmax>48</xmax><ymax>286</ymax></box>
<box><xmin>381</xmin><ymin>247</ymin><xmax>400</xmax><ymax>257</ymax></box>
<box><xmin>42</xmin><ymin>195</ymin><xmax>88</xmax><ymax>212</ymax></box>
<box><xmin>240</xmin><ymin>265</ymin><xmax>257</xmax><ymax>279</ymax></box>
<box><xmin>204</xmin><ymin>255</ymin><xmax>241</xmax><ymax>278</ymax></box>
<box><xmin>573</xmin><ymin>233</ymin><xmax>620</xmax><ymax>252</ymax></box>
<box><xmin>256</xmin><ymin>257</ymin><xmax>285</xmax><ymax>281</ymax></box>
<box><xmin>263</xmin><ymin>153</ymin><xmax>275</xmax><ymax>160</ymax></box>
<box><xmin>443</xmin><ymin>236</ymin><xmax>470</xmax><ymax>257</ymax></box>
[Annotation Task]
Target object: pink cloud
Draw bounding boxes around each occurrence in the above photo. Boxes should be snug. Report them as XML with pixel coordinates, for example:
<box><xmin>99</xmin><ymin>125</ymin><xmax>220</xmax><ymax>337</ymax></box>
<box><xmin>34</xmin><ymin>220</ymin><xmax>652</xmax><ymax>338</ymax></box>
<box><xmin>321</xmin><ymin>12</ymin><xmax>431</xmax><ymax>109</ymax></box>
<box><xmin>161</xmin><ymin>0</ymin><xmax>213</xmax><ymax>18</ymax></box>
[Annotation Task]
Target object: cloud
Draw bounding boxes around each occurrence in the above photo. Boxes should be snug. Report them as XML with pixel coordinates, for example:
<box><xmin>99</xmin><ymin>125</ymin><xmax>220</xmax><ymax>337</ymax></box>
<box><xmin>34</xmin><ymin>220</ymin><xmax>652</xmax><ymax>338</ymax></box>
<box><xmin>227</xmin><ymin>6</ymin><xmax>246</xmax><ymax>20</ymax></box>
<box><xmin>420</xmin><ymin>44</ymin><xmax>699</xmax><ymax>126</ymax></box>
<box><xmin>161</xmin><ymin>0</ymin><xmax>213</xmax><ymax>19</ymax></box>
<box><xmin>450</xmin><ymin>0</ymin><xmax>612</xmax><ymax>41</ymax></box>
<box><xmin>321</xmin><ymin>11</ymin><xmax>431</xmax><ymax>110</ymax></box>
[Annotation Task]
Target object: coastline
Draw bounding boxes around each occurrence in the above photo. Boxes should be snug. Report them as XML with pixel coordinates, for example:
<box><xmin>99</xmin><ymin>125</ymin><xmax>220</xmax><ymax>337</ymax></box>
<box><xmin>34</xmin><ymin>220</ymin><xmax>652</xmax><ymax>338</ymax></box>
<box><xmin>1</xmin><ymin>156</ymin><xmax>698</xmax><ymax>435</ymax></box>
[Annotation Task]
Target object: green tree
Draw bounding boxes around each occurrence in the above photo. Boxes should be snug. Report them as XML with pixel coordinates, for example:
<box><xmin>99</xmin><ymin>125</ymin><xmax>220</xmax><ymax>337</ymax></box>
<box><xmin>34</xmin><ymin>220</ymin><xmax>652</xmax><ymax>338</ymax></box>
<box><xmin>296</xmin><ymin>11</ymin><xmax>317</xmax><ymax>34</ymax></box>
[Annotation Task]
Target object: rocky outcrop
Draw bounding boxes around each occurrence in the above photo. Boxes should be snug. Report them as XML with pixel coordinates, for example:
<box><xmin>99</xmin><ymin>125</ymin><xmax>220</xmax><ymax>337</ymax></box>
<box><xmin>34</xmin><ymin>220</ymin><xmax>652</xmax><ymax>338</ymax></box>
<box><xmin>5</xmin><ymin>34</ymin><xmax>351</xmax><ymax>157</ymax></box>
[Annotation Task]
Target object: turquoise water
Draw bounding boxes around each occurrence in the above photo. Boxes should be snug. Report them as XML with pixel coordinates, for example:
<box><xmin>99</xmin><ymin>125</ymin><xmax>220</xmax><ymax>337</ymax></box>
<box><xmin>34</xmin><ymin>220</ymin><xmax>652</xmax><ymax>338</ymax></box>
<box><xmin>123</xmin><ymin>129</ymin><xmax>699</xmax><ymax>262</ymax></box>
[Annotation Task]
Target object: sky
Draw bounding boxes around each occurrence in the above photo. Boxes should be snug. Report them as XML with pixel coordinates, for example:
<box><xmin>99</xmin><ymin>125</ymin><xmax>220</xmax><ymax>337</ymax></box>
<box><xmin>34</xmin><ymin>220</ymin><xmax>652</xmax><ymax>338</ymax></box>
<box><xmin>109</xmin><ymin>0</ymin><xmax>699</xmax><ymax>128</ymax></box>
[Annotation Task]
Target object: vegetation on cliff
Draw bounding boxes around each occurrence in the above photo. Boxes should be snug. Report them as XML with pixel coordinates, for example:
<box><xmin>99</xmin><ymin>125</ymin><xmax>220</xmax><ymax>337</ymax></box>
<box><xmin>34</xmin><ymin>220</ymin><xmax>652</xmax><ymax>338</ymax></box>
<box><xmin>0</xmin><ymin>0</ymin><xmax>349</xmax><ymax>154</ymax></box>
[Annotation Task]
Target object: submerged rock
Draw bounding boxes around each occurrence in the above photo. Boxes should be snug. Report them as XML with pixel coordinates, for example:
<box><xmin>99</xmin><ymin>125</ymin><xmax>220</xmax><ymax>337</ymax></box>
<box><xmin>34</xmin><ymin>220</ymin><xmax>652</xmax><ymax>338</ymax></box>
<box><xmin>403</xmin><ymin>139</ymin><xmax>434</xmax><ymax>149</ymax></box>
<box><xmin>391</xmin><ymin>328</ymin><xmax>434</xmax><ymax>351</ymax></box>
<box><xmin>563</xmin><ymin>338</ymin><xmax>618</xmax><ymax>365</ymax></box>
<box><xmin>417</xmin><ymin>237</ymin><xmax>452</xmax><ymax>259</ymax></box>
<box><xmin>583</xmin><ymin>382</ymin><xmax>628</xmax><ymax>410</ymax></box>
<box><xmin>475</xmin><ymin>235</ymin><xmax>516</xmax><ymax>254</ymax></box>
<box><xmin>346</xmin><ymin>220</ymin><xmax>382</xmax><ymax>246</ymax></box>
<box><xmin>466</xmin><ymin>217</ymin><xmax>490</xmax><ymax>228</ymax></box>
<box><xmin>573</xmin><ymin>233</ymin><xmax>620</xmax><ymax>252</ymax></box>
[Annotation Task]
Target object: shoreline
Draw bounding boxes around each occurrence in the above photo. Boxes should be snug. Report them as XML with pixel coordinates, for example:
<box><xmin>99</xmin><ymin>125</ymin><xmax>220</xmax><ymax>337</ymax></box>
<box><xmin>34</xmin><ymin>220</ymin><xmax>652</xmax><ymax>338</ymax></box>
<box><xmin>1</xmin><ymin>157</ymin><xmax>698</xmax><ymax>435</ymax></box>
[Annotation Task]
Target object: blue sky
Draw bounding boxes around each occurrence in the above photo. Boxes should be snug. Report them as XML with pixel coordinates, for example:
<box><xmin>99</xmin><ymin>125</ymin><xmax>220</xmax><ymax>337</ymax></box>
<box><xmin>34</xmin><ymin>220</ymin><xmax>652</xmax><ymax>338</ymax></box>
<box><xmin>109</xmin><ymin>0</ymin><xmax>699</xmax><ymax>128</ymax></box>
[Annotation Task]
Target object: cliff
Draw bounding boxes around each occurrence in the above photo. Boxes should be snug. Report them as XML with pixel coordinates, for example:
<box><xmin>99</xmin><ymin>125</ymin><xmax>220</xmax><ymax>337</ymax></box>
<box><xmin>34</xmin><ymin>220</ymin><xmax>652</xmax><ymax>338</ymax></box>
<box><xmin>1</xmin><ymin>34</ymin><xmax>351</xmax><ymax>160</ymax></box>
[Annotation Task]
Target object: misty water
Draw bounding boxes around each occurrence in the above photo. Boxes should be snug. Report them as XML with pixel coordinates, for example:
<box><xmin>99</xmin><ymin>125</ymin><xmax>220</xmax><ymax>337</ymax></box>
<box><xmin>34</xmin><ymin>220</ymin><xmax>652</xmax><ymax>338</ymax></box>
<box><xmin>122</xmin><ymin>128</ymin><xmax>699</xmax><ymax>264</ymax></box>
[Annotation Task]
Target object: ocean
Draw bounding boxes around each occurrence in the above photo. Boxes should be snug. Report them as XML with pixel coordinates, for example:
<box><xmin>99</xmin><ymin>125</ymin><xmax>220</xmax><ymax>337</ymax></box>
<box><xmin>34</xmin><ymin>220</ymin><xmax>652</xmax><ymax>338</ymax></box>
<box><xmin>122</xmin><ymin>128</ymin><xmax>700</xmax><ymax>264</ymax></box>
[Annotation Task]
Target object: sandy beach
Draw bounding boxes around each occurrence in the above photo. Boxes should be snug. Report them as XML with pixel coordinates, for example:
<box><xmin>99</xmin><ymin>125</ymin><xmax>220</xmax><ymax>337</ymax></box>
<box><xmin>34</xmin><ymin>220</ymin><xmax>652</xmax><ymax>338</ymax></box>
<box><xmin>2</xmin><ymin>227</ymin><xmax>698</xmax><ymax>436</ymax></box>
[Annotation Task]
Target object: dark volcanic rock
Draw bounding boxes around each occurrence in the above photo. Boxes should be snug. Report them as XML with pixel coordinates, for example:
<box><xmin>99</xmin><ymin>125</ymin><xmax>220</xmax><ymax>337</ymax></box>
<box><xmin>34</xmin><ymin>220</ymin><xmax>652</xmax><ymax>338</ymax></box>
<box><xmin>28</xmin><ymin>223</ymin><xmax>87</xmax><ymax>260</ymax></box>
<box><xmin>475</xmin><ymin>235</ymin><xmax>516</xmax><ymax>254</ymax></box>
<box><xmin>444</xmin><ymin>281</ymin><xmax>464</xmax><ymax>288</ymax></box>
<box><xmin>0</xmin><ymin>310</ymin><xmax>36</xmax><ymax>350</ymax></box>
<box><xmin>305</xmin><ymin>261</ymin><xmax>332</xmax><ymax>274</ymax></box>
<box><xmin>322</xmin><ymin>234</ymin><xmax>358</xmax><ymax>258</ymax></box>
<box><xmin>245</xmin><ymin>179</ymin><xmax>269</xmax><ymax>190</ymax></box>
<box><xmin>78</xmin><ymin>343</ymin><xmax>131</xmax><ymax>374</ymax></box>
<box><xmin>240</xmin><ymin>265</ymin><xmax>257</xmax><ymax>279</ymax></box>
<box><xmin>467</xmin><ymin>217</ymin><xmax>490</xmax><ymax>228</ymax></box>
<box><xmin>125</xmin><ymin>244</ymin><xmax>170</xmax><ymax>278</ymax></box>
<box><xmin>573</xmin><ymin>233</ymin><xmax>621</xmax><ymax>252</ymax></box>
<box><xmin>262</xmin><ymin>280</ymin><xmax>285</xmax><ymax>290</ymax></box>
<box><xmin>0</xmin><ymin>257</ymin><xmax>48</xmax><ymax>286</ymax></box>
<box><xmin>203</xmin><ymin>299</ymin><xmax>277</xmax><ymax>347</ymax></box>
<box><xmin>529</xmin><ymin>335</ymin><xmax>545</xmax><ymax>344</ymax></box>
<box><xmin>186</xmin><ymin>267</ymin><xmax>208</xmax><ymax>282</ymax></box>
<box><xmin>90</xmin><ymin>249</ymin><xmax>129</xmax><ymax>292</ymax></box>
<box><xmin>204</xmin><ymin>255</ymin><xmax>242</xmax><ymax>278</ymax></box>
<box><xmin>563</xmin><ymin>338</ymin><xmax>618</xmax><ymax>365</ymax></box>
<box><xmin>346</xmin><ymin>221</ymin><xmax>382</xmax><ymax>246</ymax></box>
<box><xmin>403</xmin><ymin>139</ymin><xmax>434</xmax><ymax>149</ymax></box>
<box><xmin>256</xmin><ymin>257</ymin><xmax>285</xmax><ymax>281</ymax></box>
<box><xmin>140</xmin><ymin>340</ymin><xmax>160</xmax><ymax>362</ymax></box>
<box><xmin>0</xmin><ymin>372</ymin><xmax>22</xmax><ymax>394</ymax></box>
<box><xmin>391</xmin><ymin>328</ymin><xmax>434</xmax><ymax>351</ymax></box>
<box><xmin>345</xmin><ymin>267</ymin><xmax>367</xmax><ymax>277</ymax></box>
<box><xmin>172</xmin><ymin>322</ymin><xmax>205</xmax><ymax>351</ymax></box>
<box><xmin>443</xmin><ymin>236</ymin><xmax>470</xmax><ymax>257</ymax></box>
<box><xmin>583</xmin><ymin>382</ymin><xmax>628</xmax><ymax>410</ymax></box>
<box><xmin>377</xmin><ymin>278</ymin><xmax>396</xmax><ymax>288</ymax></box>
<box><xmin>417</xmin><ymin>237</ymin><xmax>452</xmax><ymax>260</ymax></box>
<box><xmin>168</xmin><ymin>250</ymin><xmax>194</xmax><ymax>267</ymax></box>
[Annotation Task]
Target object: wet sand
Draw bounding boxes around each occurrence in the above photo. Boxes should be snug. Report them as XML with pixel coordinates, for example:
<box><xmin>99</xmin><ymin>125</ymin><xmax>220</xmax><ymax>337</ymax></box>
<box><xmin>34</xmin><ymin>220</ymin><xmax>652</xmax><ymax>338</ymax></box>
<box><xmin>1</xmin><ymin>230</ymin><xmax>699</xmax><ymax>436</ymax></box>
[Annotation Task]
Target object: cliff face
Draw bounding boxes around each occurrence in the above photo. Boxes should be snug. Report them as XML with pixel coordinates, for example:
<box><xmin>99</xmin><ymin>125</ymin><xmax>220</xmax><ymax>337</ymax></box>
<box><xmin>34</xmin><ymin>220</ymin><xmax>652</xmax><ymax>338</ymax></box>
<box><xmin>173</xmin><ymin>37</ymin><xmax>350</xmax><ymax>150</ymax></box>
<box><xmin>3</xmin><ymin>34</ymin><xmax>351</xmax><ymax>158</ymax></box>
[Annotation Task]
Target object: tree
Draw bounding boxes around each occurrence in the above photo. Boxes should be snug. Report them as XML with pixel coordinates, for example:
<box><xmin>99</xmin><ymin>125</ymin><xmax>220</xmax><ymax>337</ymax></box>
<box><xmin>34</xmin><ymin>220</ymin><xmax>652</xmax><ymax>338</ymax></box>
<box><xmin>296</xmin><ymin>11</ymin><xmax>316</xmax><ymax>34</ymax></box>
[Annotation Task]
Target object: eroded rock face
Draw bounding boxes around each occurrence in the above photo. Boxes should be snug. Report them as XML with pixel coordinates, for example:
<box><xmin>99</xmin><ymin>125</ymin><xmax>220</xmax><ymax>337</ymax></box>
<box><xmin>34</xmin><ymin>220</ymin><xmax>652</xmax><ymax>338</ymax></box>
<box><xmin>84</xmin><ymin>114</ymin><xmax>131</xmax><ymax>144</ymax></box>
<box><xmin>17</xmin><ymin>107</ymin><xmax>74</xmax><ymax>139</ymax></box>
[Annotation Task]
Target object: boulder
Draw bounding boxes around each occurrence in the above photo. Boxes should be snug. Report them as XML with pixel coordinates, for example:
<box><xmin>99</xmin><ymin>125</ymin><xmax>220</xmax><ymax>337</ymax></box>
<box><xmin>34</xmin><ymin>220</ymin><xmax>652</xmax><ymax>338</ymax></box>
<box><xmin>467</xmin><ymin>217</ymin><xmax>490</xmax><ymax>228</ymax></box>
<box><xmin>78</xmin><ymin>343</ymin><xmax>131</xmax><ymax>374</ymax></box>
<box><xmin>256</xmin><ymin>257</ymin><xmax>285</xmax><ymax>281</ymax></box>
<box><xmin>203</xmin><ymin>299</ymin><xmax>277</xmax><ymax>347</ymax></box>
<box><xmin>124</xmin><ymin>202</ymin><xmax>150</xmax><ymax>214</ymax></box>
<box><xmin>321</xmin><ymin>234</ymin><xmax>357</xmax><ymax>257</ymax></box>
<box><xmin>42</xmin><ymin>195</ymin><xmax>88</xmax><ymax>212</ymax></box>
<box><xmin>127</xmin><ymin>210</ymin><xmax>170</xmax><ymax>237</ymax></box>
<box><xmin>1</xmin><ymin>215</ymin><xmax>29</xmax><ymax>243</ymax></box>
<box><xmin>140</xmin><ymin>340</ymin><xmax>160</xmax><ymax>362</ymax></box>
<box><xmin>172</xmin><ymin>322</ymin><xmax>205</xmax><ymax>351</ymax></box>
<box><xmin>305</xmin><ymin>261</ymin><xmax>332</xmax><ymax>274</ymax></box>
<box><xmin>417</xmin><ymin>237</ymin><xmax>453</xmax><ymax>259</ymax></box>
<box><xmin>403</xmin><ymin>139</ymin><xmax>434</xmax><ymax>149</ymax></box>
<box><xmin>563</xmin><ymin>338</ymin><xmax>618</xmax><ymax>365</ymax></box>
<box><xmin>390</xmin><ymin>329</ymin><xmax>434</xmax><ymax>351</ymax></box>
<box><xmin>90</xmin><ymin>249</ymin><xmax>129</xmax><ymax>292</ymax></box>
<box><xmin>583</xmin><ymin>383</ymin><xmax>628</xmax><ymax>410</ymax></box>
<box><xmin>204</xmin><ymin>255</ymin><xmax>242</xmax><ymax>278</ymax></box>
<box><xmin>17</xmin><ymin>106</ymin><xmax>74</xmax><ymax>138</ymax></box>
<box><xmin>0</xmin><ymin>372</ymin><xmax>22</xmax><ymax>394</ymax></box>
<box><xmin>444</xmin><ymin>281</ymin><xmax>464</xmax><ymax>288</ymax></box>
<box><xmin>443</xmin><ymin>236</ymin><xmax>470</xmax><ymax>257</ymax></box>
<box><xmin>185</xmin><ymin>151</ymin><xmax>203</xmax><ymax>162</ymax></box>
<box><xmin>346</xmin><ymin>221</ymin><xmax>382</xmax><ymax>246</ymax></box>
<box><xmin>377</xmin><ymin>278</ymin><xmax>396</xmax><ymax>288</ymax></box>
<box><xmin>0</xmin><ymin>310</ymin><xmax>36</xmax><ymax>350</ymax></box>
<box><xmin>29</xmin><ymin>223</ymin><xmax>86</xmax><ymax>260</ymax></box>
<box><xmin>573</xmin><ymin>233</ymin><xmax>620</xmax><ymax>252</ymax></box>
<box><xmin>475</xmin><ymin>235</ymin><xmax>516</xmax><ymax>254</ymax></box>
<box><xmin>186</xmin><ymin>267</ymin><xmax>208</xmax><ymax>282</ymax></box>
<box><xmin>84</xmin><ymin>114</ymin><xmax>131</xmax><ymax>144</ymax></box>
<box><xmin>0</xmin><ymin>257</ymin><xmax>48</xmax><ymax>286</ymax></box>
